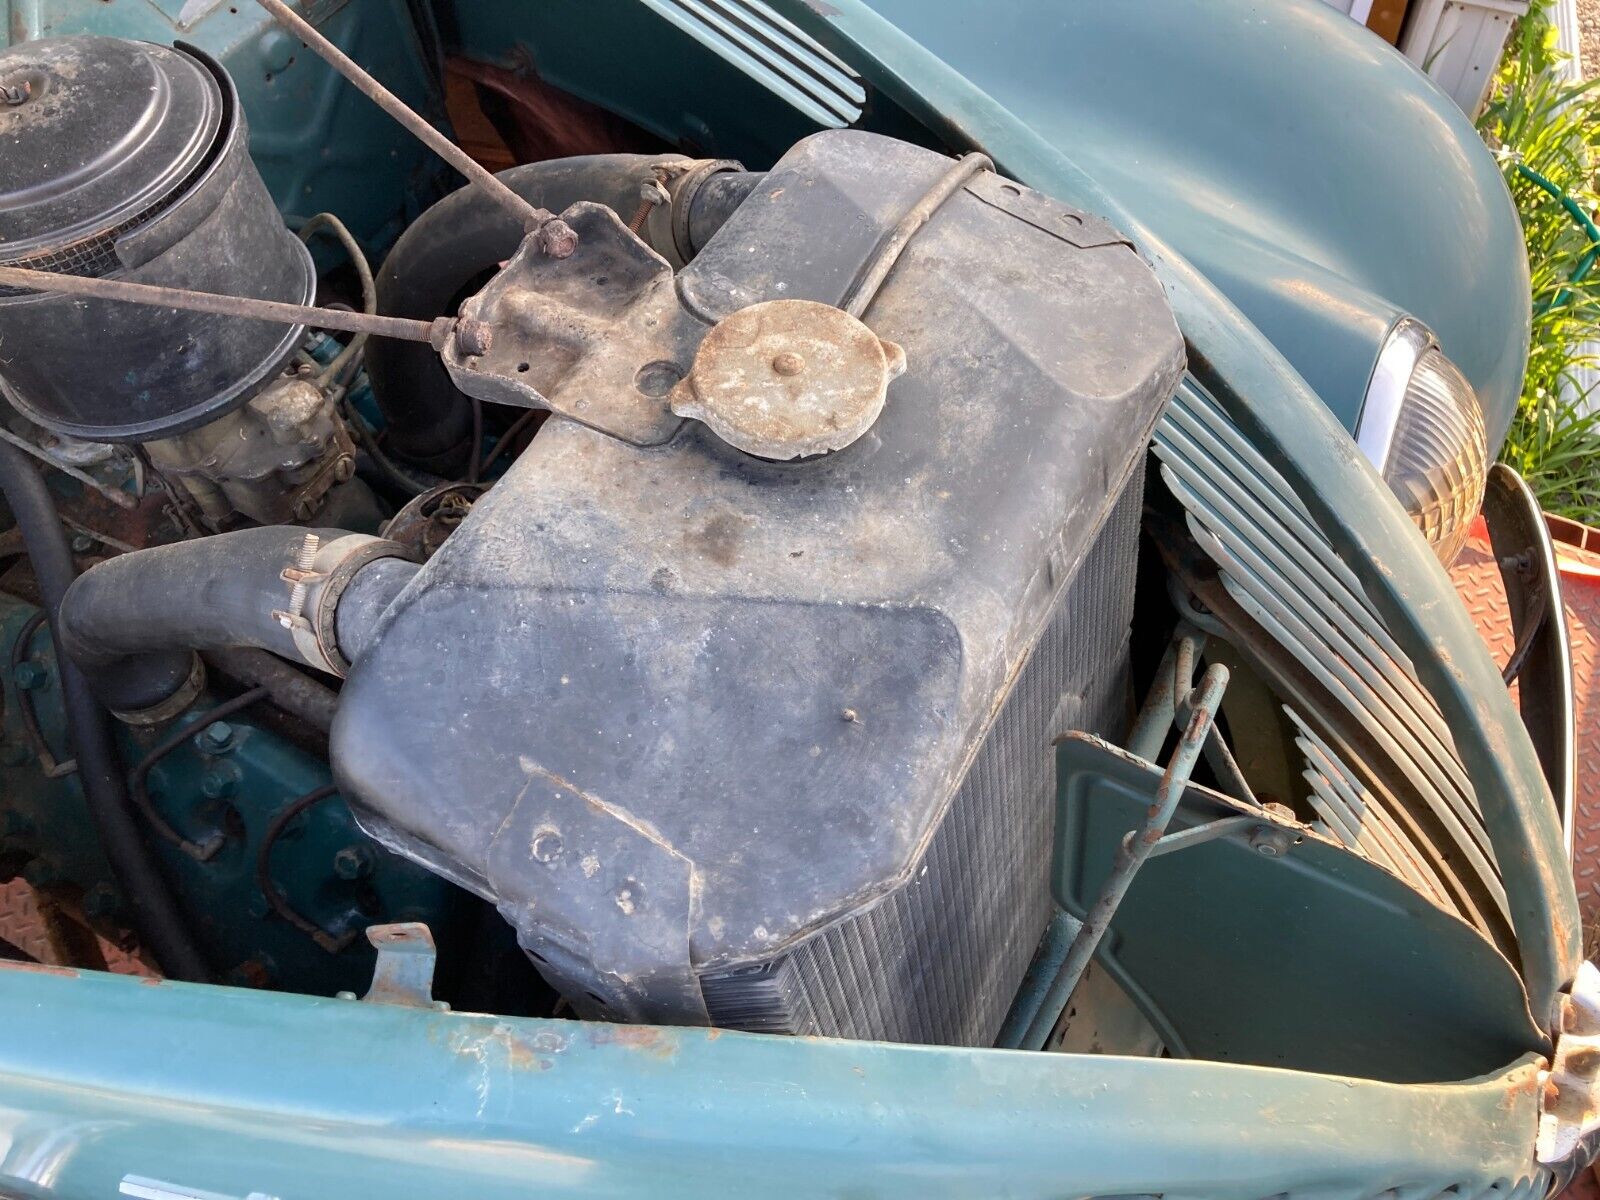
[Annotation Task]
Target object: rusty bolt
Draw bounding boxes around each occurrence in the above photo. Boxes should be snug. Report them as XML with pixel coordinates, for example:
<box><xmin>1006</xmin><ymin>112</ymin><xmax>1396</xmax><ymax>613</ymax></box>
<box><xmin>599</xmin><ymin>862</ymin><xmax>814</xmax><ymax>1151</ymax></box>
<box><xmin>333</xmin><ymin>845</ymin><xmax>373</xmax><ymax>880</ymax></box>
<box><xmin>454</xmin><ymin>319</ymin><xmax>494</xmax><ymax>357</ymax></box>
<box><xmin>200</xmin><ymin>763</ymin><xmax>241</xmax><ymax>800</ymax></box>
<box><xmin>535</xmin><ymin>217</ymin><xmax>579</xmax><ymax>259</ymax></box>
<box><xmin>70</xmin><ymin>534</ymin><xmax>95</xmax><ymax>554</ymax></box>
<box><xmin>772</xmin><ymin>352</ymin><xmax>805</xmax><ymax>377</ymax></box>
<box><xmin>333</xmin><ymin>453</ymin><xmax>356</xmax><ymax>483</ymax></box>
<box><xmin>1</xmin><ymin>81</ymin><xmax>30</xmax><ymax>106</ymax></box>
<box><xmin>1248</xmin><ymin>825</ymin><xmax>1292</xmax><ymax>857</ymax></box>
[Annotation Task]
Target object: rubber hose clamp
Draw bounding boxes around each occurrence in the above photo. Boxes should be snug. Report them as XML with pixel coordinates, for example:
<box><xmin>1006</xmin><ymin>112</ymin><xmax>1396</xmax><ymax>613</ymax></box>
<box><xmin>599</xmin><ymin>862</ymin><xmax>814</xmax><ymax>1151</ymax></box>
<box><xmin>308</xmin><ymin>536</ymin><xmax>414</xmax><ymax>677</ymax></box>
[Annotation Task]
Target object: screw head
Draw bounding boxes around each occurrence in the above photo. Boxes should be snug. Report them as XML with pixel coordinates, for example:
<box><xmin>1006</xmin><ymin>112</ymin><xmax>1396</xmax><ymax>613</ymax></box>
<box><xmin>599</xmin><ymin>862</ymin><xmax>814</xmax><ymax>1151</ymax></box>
<box><xmin>69</xmin><ymin>534</ymin><xmax>95</xmax><ymax>554</ymax></box>
<box><xmin>332</xmin><ymin>845</ymin><xmax>373</xmax><ymax>880</ymax></box>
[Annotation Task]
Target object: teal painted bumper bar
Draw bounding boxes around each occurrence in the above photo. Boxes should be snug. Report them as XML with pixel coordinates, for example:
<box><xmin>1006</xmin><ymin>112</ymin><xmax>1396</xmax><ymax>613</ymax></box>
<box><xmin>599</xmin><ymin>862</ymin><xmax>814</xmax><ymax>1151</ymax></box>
<box><xmin>0</xmin><ymin>963</ymin><xmax>1553</xmax><ymax>1198</ymax></box>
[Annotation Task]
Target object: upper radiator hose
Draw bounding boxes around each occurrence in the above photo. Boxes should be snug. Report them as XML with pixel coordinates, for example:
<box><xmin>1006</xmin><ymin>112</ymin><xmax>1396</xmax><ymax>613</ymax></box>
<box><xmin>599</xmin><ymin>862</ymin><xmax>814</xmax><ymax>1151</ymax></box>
<box><xmin>59</xmin><ymin>527</ymin><xmax>417</xmax><ymax>687</ymax></box>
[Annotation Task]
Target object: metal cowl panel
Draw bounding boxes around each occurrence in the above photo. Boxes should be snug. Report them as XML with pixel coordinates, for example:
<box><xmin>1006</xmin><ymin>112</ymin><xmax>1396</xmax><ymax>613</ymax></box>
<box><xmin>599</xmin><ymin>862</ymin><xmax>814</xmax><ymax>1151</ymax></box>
<box><xmin>0</xmin><ymin>37</ymin><xmax>313</xmax><ymax>442</ymax></box>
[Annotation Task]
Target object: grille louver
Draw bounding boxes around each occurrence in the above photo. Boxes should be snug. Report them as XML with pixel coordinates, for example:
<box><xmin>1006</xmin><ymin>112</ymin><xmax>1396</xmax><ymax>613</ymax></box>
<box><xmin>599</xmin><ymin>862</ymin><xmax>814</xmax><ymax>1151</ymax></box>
<box><xmin>1152</xmin><ymin>380</ymin><xmax>1508</xmax><ymax>942</ymax></box>
<box><xmin>639</xmin><ymin>0</ymin><xmax>866</xmax><ymax>127</ymax></box>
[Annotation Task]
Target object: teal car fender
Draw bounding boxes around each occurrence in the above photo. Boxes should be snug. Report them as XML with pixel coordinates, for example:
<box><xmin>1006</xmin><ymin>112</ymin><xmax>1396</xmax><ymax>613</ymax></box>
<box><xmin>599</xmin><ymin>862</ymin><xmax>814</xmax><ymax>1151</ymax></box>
<box><xmin>844</xmin><ymin>0</ymin><xmax>1529</xmax><ymax>445</ymax></box>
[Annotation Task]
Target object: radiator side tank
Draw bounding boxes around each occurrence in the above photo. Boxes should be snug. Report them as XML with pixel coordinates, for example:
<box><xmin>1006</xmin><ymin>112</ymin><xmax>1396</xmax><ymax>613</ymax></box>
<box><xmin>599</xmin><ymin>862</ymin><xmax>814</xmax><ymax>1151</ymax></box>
<box><xmin>331</xmin><ymin>131</ymin><xmax>1185</xmax><ymax>1039</ymax></box>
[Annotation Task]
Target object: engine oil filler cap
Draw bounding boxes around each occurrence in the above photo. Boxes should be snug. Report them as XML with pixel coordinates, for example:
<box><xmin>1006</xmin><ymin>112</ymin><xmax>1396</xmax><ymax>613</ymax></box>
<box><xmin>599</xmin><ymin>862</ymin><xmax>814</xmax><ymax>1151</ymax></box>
<box><xmin>669</xmin><ymin>298</ymin><xmax>906</xmax><ymax>459</ymax></box>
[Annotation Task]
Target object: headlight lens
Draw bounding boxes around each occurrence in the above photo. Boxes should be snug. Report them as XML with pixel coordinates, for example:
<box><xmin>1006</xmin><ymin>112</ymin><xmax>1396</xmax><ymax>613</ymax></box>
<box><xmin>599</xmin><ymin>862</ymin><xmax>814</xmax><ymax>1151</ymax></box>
<box><xmin>1356</xmin><ymin>318</ymin><xmax>1488</xmax><ymax>564</ymax></box>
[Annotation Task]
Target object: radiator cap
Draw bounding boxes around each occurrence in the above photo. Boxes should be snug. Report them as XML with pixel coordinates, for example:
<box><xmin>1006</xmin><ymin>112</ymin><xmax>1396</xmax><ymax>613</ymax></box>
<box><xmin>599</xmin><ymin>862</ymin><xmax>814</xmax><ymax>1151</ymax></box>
<box><xmin>669</xmin><ymin>298</ymin><xmax>906</xmax><ymax>459</ymax></box>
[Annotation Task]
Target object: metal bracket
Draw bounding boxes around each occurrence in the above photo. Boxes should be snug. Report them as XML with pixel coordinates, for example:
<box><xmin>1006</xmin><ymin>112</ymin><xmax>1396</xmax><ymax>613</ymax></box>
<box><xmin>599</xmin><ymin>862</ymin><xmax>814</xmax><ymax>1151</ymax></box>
<box><xmin>360</xmin><ymin>922</ymin><xmax>444</xmax><ymax>1009</ymax></box>
<box><xmin>1127</xmin><ymin>623</ymin><xmax>1257</xmax><ymax>807</ymax></box>
<box><xmin>1539</xmin><ymin>960</ymin><xmax>1600</xmax><ymax>1165</ymax></box>
<box><xmin>1019</xmin><ymin>664</ymin><xmax>1230</xmax><ymax>1051</ymax></box>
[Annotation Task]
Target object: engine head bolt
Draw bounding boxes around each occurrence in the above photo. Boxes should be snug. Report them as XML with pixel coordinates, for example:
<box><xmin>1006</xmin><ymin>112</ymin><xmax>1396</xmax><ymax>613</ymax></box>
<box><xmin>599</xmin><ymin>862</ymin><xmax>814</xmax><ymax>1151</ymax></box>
<box><xmin>198</xmin><ymin>721</ymin><xmax>235</xmax><ymax>753</ymax></box>
<box><xmin>12</xmin><ymin>661</ymin><xmax>46</xmax><ymax>691</ymax></box>
<box><xmin>772</xmin><ymin>351</ymin><xmax>805</xmax><ymax>377</ymax></box>
<box><xmin>333</xmin><ymin>845</ymin><xmax>373</xmax><ymax>880</ymax></box>
<box><xmin>200</xmin><ymin>763</ymin><xmax>241</xmax><ymax>799</ymax></box>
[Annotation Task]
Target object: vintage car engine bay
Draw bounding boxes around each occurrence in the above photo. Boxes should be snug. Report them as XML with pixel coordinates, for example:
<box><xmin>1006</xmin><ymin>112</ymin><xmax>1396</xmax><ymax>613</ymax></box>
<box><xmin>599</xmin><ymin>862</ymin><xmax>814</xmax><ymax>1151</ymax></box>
<box><xmin>0</xmin><ymin>7</ymin><xmax>1593</xmax><ymax>1184</ymax></box>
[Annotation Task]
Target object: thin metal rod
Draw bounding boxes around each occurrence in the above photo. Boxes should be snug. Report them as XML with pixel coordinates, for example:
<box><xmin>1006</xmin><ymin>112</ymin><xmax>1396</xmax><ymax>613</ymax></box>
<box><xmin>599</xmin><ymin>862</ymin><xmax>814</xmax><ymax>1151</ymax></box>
<box><xmin>0</xmin><ymin>423</ymin><xmax>137</xmax><ymax>510</ymax></box>
<box><xmin>0</xmin><ymin>265</ymin><xmax>445</xmax><ymax>345</ymax></box>
<box><xmin>1020</xmin><ymin>663</ymin><xmax>1230</xmax><ymax>1052</ymax></box>
<box><xmin>842</xmin><ymin>151</ymin><xmax>993</xmax><ymax>318</ymax></box>
<box><xmin>253</xmin><ymin>0</ymin><xmax>572</xmax><ymax>251</ymax></box>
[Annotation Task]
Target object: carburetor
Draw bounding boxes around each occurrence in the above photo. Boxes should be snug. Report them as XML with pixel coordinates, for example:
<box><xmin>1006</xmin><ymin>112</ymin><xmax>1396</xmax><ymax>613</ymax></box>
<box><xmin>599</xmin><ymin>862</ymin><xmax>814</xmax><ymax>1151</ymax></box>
<box><xmin>0</xmin><ymin>36</ymin><xmax>358</xmax><ymax>528</ymax></box>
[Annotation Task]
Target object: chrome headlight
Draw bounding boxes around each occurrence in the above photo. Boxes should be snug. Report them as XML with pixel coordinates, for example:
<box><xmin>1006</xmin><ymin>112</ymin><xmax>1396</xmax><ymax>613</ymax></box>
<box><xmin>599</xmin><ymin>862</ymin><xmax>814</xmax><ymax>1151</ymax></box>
<box><xmin>1355</xmin><ymin>318</ymin><xmax>1488</xmax><ymax>564</ymax></box>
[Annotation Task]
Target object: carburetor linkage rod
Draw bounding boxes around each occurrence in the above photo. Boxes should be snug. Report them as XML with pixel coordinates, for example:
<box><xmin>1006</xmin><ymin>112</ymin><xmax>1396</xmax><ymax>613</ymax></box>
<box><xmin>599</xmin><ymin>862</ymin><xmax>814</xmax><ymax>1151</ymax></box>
<box><xmin>252</xmin><ymin>0</ymin><xmax>577</xmax><ymax>256</ymax></box>
<box><xmin>0</xmin><ymin>265</ymin><xmax>472</xmax><ymax>349</ymax></box>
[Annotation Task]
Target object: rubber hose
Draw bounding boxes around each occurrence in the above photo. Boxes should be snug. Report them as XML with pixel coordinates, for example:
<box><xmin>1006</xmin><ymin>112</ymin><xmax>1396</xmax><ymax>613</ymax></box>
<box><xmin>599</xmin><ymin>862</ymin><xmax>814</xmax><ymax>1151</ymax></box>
<box><xmin>59</xmin><ymin>526</ymin><xmax>323</xmax><ymax>668</ymax></box>
<box><xmin>0</xmin><ymin>440</ymin><xmax>211</xmax><ymax>981</ymax></box>
<box><xmin>59</xmin><ymin>527</ymin><xmax>409</xmax><ymax>678</ymax></box>
<box><xmin>368</xmin><ymin>154</ymin><xmax>685</xmax><ymax>474</ymax></box>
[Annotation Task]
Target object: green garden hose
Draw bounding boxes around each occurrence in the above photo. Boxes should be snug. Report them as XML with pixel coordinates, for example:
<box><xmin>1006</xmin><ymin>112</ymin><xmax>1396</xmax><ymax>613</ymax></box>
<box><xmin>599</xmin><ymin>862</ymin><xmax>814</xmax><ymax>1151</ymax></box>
<box><xmin>1516</xmin><ymin>162</ymin><xmax>1600</xmax><ymax>310</ymax></box>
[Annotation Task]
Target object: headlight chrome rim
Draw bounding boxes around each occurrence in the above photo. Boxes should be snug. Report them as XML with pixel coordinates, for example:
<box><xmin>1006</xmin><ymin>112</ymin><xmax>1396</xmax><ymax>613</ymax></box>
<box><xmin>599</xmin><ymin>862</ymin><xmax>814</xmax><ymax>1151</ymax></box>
<box><xmin>1356</xmin><ymin>315</ymin><xmax>1436</xmax><ymax>473</ymax></box>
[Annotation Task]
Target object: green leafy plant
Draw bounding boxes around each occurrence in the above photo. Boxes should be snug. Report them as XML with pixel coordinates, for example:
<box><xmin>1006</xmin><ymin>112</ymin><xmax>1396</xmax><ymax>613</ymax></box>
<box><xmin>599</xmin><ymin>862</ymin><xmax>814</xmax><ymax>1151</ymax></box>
<box><xmin>1478</xmin><ymin>1</ymin><xmax>1600</xmax><ymax>523</ymax></box>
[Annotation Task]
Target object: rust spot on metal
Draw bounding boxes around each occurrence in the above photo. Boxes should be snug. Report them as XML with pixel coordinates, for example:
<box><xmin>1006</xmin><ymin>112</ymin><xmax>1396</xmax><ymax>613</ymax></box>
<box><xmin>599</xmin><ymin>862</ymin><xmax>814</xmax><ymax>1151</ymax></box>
<box><xmin>588</xmin><ymin>1023</ymin><xmax>679</xmax><ymax>1058</ymax></box>
<box><xmin>0</xmin><ymin>959</ymin><xmax>77</xmax><ymax>978</ymax></box>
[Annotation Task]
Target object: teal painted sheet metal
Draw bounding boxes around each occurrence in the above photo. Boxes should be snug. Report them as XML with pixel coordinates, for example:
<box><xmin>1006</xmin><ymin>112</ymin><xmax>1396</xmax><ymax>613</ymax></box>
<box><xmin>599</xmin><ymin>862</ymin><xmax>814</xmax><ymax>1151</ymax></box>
<box><xmin>761</xmin><ymin>0</ymin><xmax>1581</xmax><ymax>1032</ymax></box>
<box><xmin>0</xmin><ymin>962</ymin><xmax>1553</xmax><ymax>1198</ymax></box>
<box><xmin>1053</xmin><ymin>732</ymin><xmax>1545</xmax><ymax>1083</ymax></box>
